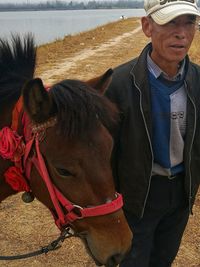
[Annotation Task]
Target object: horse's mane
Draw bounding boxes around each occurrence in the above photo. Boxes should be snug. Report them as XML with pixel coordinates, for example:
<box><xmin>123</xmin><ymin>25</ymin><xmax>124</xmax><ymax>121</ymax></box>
<box><xmin>0</xmin><ymin>34</ymin><xmax>36</xmax><ymax>105</ymax></box>
<box><xmin>50</xmin><ymin>80</ymin><xmax>118</xmax><ymax>138</ymax></box>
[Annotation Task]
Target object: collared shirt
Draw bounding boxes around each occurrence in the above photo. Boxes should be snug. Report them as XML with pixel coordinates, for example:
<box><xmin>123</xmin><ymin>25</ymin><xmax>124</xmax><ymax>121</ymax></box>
<box><xmin>147</xmin><ymin>54</ymin><xmax>187</xmax><ymax>176</ymax></box>
<box><xmin>147</xmin><ymin>53</ymin><xmax>185</xmax><ymax>81</ymax></box>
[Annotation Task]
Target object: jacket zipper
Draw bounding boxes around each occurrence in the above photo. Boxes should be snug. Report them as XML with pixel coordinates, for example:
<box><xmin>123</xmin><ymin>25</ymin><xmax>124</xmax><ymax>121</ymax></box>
<box><xmin>132</xmin><ymin>75</ymin><xmax>154</xmax><ymax>218</ymax></box>
<box><xmin>185</xmin><ymin>81</ymin><xmax>196</xmax><ymax>214</ymax></box>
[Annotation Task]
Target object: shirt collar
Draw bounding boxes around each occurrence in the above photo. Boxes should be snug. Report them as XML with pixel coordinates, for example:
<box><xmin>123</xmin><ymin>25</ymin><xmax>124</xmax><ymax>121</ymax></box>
<box><xmin>147</xmin><ymin>53</ymin><xmax>185</xmax><ymax>81</ymax></box>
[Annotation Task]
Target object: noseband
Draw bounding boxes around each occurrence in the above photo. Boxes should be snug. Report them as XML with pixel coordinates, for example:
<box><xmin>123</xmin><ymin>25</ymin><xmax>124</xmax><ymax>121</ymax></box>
<box><xmin>2</xmin><ymin>97</ymin><xmax>123</xmax><ymax>231</ymax></box>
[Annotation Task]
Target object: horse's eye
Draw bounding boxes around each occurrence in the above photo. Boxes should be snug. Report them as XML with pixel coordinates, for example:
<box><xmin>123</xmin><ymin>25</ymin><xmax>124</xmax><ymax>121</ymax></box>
<box><xmin>56</xmin><ymin>168</ymin><xmax>72</xmax><ymax>177</ymax></box>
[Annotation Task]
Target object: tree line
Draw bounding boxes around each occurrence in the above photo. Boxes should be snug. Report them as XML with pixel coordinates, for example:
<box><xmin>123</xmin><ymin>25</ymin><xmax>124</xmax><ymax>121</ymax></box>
<box><xmin>0</xmin><ymin>1</ymin><xmax>144</xmax><ymax>11</ymax></box>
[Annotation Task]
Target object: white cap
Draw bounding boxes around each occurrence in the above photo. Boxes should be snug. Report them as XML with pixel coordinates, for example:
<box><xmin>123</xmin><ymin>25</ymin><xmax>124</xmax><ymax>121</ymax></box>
<box><xmin>144</xmin><ymin>0</ymin><xmax>200</xmax><ymax>25</ymax></box>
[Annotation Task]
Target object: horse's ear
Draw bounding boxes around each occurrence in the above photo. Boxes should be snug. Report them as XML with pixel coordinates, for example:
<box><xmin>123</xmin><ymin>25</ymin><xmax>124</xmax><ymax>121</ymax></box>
<box><xmin>23</xmin><ymin>78</ymin><xmax>53</xmax><ymax>123</ymax></box>
<box><xmin>86</xmin><ymin>68</ymin><xmax>113</xmax><ymax>94</ymax></box>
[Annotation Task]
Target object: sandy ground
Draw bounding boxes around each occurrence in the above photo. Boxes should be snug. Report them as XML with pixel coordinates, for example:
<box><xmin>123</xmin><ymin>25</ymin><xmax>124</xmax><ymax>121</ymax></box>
<box><xmin>0</xmin><ymin>18</ymin><xmax>199</xmax><ymax>267</ymax></box>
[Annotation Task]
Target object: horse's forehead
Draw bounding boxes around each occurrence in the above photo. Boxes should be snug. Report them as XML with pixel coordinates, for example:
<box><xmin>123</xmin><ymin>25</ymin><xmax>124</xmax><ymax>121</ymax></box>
<box><xmin>40</xmin><ymin>123</ymin><xmax>113</xmax><ymax>157</ymax></box>
<box><xmin>54</xmin><ymin>79</ymin><xmax>87</xmax><ymax>89</ymax></box>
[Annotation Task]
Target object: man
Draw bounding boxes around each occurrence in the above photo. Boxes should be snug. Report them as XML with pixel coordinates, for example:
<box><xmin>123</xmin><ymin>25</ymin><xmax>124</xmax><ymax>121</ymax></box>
<box><xmin>105</xmin><ymin>0</ymin><xmax>200</xmax><ymax>266</ymax></box>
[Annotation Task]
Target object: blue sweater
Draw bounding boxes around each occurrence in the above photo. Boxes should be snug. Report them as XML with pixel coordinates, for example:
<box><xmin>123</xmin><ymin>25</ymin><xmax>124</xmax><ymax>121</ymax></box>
<box><xmin>149</xmin><ymin>71</ymin><xmax>186</xmax><ymax>175</ymax></box>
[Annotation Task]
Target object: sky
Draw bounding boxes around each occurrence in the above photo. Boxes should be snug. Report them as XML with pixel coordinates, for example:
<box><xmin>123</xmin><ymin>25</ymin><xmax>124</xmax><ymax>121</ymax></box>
<box><xmin>0</xmin><ymin>0</ymin><xmax>111</xmax><ymax>3</ymax></box>
<box><xmin>0</xmin><ymin>0</ymin><xmax>144</xmax><ymax>4</ymax></box>
<box><xmin>0</xmin><ymin>0</ymin><xmax>88</xmax><ymax>3</ymax></box>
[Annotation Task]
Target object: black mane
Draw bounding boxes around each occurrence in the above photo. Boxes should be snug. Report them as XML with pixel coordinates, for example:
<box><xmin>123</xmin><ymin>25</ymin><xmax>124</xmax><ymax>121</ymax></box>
<box><xmin>50</xmin><ymin>79</ymin><xmax>118</xmax><ymax>138</ymax></box>
<box><xmin>0</xmin><ymin>34</ymin><xmax>36</xmax><ymax>105</ymax></box>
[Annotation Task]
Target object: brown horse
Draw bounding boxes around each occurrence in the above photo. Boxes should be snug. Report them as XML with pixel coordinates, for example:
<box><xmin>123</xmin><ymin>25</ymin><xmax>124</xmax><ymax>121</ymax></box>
<box><xmin>0</xmin><ymin>35</ymin><xmax>132</xmax><ymax>267</ymax></box>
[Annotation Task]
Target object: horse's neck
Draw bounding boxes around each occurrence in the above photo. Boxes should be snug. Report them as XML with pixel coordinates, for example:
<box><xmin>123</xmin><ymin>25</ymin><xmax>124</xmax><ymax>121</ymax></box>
<box><xmin>0</xmin><ymin>176</ymin><xmax>16</xmax><ymax>202</ymax></box>
<box><xmin>0</xmin><ymin>101</ymin><xmax>16</xmax><ymax>128</ymax></box>
<box><xmin>0</xmin><ymin>155</ymin><xmax>16</xmax><ymax>202</ymax></box>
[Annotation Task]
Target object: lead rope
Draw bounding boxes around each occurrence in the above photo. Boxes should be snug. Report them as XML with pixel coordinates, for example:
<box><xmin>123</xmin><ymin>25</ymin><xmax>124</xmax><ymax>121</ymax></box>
<box><xmin>0</xmin><ymin>227</ymin><xmax>74</xmax><ymax>260</ymax></box>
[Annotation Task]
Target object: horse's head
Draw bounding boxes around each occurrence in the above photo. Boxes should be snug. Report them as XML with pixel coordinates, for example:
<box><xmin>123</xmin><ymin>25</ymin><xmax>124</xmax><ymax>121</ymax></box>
<box><xmin>22</xmin><ymin>69</ymin><xmax>132</xmax><ymax>267</ymax></box>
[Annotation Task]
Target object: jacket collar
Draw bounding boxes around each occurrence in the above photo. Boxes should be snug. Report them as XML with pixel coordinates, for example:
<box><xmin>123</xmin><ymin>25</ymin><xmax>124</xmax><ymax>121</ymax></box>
<box><xmin>130</xmin><ymin>43</ymin><xmax>151</xmax><ymax>91</ymax></box>
<box><xmin>130</xmin><ymin>43</ymin><xmax>153</xmax><ymax>139</ymax></box>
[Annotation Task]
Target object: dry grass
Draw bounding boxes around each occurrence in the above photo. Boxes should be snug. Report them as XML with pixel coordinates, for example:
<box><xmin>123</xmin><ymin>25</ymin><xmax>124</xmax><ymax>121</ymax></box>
<box><xmin>0</xmin><ymin>18</ymin><xmax>199</xmax><ymax>267</ymax></box>
<box><xmin>36</xmin><ymin>18</ymin><xmax>140</xmax><ymax>78</ymax></box>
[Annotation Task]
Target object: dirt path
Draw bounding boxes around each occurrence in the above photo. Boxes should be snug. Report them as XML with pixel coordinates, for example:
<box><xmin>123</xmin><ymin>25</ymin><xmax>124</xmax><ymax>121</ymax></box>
<box><xmin>35</xmin><ymin>18</ymin><xmax>146</xmax><ymax>83</ymax></box>
<box><xmin>40</xmin><ymin>24</ymin><xmax>142</xmax><ymax>84</ymax></box>
<box><xmin>0</xmin><ymin>18</ymin><xmax>199</xmax><ymax>267</ymax></box>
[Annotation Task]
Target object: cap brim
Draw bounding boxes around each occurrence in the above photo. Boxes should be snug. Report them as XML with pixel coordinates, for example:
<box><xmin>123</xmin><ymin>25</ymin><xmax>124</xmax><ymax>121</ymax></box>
<box><xmin>151</xmin><ymin>4</ymin><xmax>200</xmax><ymax>25</ymax></box>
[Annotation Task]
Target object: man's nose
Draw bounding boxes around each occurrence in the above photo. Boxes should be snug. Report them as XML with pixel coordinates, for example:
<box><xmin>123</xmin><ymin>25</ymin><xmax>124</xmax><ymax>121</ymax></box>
<box><xmin>175</xmin><ymin>26</ymin><xmax>187</xmax><ymax>39</ymax></box>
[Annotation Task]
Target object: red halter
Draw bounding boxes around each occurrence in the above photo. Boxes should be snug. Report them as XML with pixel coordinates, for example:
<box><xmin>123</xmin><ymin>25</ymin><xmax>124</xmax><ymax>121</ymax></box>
<box><xmin>2</xmin><ymin>97</ymin><xmax>123</xmax><ymax>230</ymax></box>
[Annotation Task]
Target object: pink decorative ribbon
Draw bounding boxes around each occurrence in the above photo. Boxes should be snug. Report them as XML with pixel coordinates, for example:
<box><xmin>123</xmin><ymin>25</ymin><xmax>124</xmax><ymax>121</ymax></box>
<box><xmin>0</xmin><ymin>127</ymin><xmax>25</xmax><ymax>162</ymax></box>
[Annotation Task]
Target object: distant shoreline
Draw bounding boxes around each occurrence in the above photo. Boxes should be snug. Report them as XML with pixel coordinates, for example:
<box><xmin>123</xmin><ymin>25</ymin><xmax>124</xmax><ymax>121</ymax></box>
<box><xmin>0</xmin><ymin>0</ymin><xmax>143</xmax><ymax>12</ymax></box>
<box><xmin>0</xmin><ymin>7</ymin><xmax>142</xmax><ymax>12</ymax></box>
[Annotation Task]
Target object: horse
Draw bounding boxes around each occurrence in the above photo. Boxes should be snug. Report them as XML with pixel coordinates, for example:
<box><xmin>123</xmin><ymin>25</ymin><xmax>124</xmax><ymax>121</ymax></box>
<box><xmin>0</xmin><ymin>34</ymin><xmax>132</xmax><ymax>267</ymax></box>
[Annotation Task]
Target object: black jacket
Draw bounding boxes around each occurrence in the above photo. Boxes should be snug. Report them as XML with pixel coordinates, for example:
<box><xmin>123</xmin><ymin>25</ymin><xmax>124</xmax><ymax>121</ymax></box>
<box><xmin>106</xmin><ymin>43</ymin><xmax>200</xmax><ymax>218</ymax></box>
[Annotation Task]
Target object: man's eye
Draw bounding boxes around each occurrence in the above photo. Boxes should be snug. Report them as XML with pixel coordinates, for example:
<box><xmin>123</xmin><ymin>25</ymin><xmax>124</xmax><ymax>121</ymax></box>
<box><xmin>56</xmin><ymin>168</ymin><xmax>73</xmax><ymax>176</ymax></box>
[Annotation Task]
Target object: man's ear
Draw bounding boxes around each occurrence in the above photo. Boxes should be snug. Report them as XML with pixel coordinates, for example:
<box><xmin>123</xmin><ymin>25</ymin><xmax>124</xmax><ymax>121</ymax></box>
<box><xmin>141</xmin><ymin>16</ymin><xmax>153</xmax><ymax>38</ymax></box>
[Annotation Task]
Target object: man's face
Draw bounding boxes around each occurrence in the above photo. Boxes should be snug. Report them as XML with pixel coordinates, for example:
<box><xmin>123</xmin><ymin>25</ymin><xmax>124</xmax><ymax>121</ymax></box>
<box><xmin>142</xmin><ymin>15</ymin><xmax>196</xmax><ymax>67</ymax></box>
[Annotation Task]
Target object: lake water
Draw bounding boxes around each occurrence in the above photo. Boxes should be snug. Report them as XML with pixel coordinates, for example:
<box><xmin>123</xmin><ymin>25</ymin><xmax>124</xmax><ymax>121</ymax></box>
<box><xmin>0</xmin><ymin>9</ymin><xmax>145</xmax><ymax>45</ymax></box>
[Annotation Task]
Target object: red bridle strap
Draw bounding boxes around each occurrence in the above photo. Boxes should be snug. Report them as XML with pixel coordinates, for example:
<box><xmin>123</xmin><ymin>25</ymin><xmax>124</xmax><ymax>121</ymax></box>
<box><xmin>54</xmin><ymin>187</ymin><xmax>123</xmax><ymax>222</ymax></box>
<box><xmin>11</xmin><ymin>96</ymin><xmax>23</xmax><ymax>131</ymax></box>
<box><xmin>35</xmin><ymin>137</ymin><xmax>66</xmax><ymax>225</ymax></box>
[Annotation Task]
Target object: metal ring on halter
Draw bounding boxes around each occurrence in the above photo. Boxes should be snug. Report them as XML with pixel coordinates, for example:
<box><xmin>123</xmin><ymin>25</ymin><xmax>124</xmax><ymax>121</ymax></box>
<box><xmin>73</xmin><ymin>204</ymin><xmax>84</xmax><ymax>210</ymax></box>
<box><xmin>72</xmin><ymin>204</ymin><xmax>84</xmax><ymax>218</ymax></box>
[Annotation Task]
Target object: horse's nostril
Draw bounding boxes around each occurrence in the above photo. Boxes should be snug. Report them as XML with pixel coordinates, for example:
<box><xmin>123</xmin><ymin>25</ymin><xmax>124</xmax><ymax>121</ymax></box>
<box><xmin>106</xmin><ymin>253</ymin><xmax>123</xmax><ymax>267</ymax></box>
